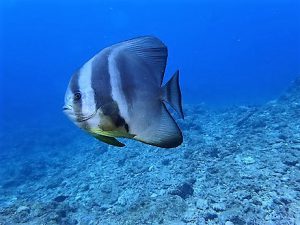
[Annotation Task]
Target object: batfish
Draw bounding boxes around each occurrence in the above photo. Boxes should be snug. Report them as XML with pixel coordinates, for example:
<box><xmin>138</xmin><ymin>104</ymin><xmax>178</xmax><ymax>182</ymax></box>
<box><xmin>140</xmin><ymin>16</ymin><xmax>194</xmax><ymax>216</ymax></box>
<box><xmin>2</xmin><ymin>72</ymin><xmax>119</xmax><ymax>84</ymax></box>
<box><xmin>63</xmin><ymin>36</ymin><xmax>184</xmax><ymax>148</ymax></box>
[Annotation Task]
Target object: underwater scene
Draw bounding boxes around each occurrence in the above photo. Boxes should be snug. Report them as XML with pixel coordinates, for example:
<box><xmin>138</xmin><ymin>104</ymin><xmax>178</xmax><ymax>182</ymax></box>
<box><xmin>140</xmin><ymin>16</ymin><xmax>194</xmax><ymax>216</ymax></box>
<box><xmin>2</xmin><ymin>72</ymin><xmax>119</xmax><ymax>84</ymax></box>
<box><xmin>0</xmin><ymin>0</ymin><xmax>300</xmax><ymax>224</ymax></box>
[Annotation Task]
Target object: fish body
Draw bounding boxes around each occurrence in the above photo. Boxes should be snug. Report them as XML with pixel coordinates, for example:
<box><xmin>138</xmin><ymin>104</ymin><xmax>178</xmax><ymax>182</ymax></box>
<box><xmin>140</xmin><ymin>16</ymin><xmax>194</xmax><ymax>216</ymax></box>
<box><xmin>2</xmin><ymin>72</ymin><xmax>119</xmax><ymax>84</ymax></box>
<box><xmin>63</xmin><ymin>36</ymin><xmax>184</xmax><ymax>148</ymax></box>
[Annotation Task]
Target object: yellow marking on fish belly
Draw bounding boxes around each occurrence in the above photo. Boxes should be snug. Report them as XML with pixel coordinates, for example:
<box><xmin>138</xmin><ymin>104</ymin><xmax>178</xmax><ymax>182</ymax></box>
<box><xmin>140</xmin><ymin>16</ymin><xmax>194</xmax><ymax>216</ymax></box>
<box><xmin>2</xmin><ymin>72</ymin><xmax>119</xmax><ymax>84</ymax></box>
<box><xmin>89</xmin><ymin>128</ymin><xmax>134</xmax><ymax>139</ymax></box>
<box><xmin>96</xmin><ymin>113</ymin><xmax>133</xmax><ymax>137</ymax></box>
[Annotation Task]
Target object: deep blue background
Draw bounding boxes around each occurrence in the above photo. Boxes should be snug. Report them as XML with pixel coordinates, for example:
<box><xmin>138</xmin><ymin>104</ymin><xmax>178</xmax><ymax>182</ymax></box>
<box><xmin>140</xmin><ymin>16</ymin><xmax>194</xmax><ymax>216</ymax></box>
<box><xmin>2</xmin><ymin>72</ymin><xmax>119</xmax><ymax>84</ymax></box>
<box><xmin>1</xmin><ymin>0</ymin><xmax>300</xmax><ymax>123</ymax></box>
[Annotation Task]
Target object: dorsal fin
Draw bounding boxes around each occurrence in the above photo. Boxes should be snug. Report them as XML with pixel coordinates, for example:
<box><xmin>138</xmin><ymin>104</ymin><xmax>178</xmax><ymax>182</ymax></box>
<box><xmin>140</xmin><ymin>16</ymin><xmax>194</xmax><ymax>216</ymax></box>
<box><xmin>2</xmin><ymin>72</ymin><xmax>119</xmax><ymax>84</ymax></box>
<box><xmin>110</xmin><ymin>36</ymin><xmax>168</xmax><ymax>86</ymax></box>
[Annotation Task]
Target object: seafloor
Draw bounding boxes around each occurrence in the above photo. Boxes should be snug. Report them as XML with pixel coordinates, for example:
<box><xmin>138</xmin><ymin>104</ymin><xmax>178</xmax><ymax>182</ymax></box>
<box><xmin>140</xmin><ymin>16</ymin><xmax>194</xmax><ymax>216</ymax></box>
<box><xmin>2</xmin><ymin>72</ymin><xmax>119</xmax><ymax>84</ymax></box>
<box><xmin>0</xmin><ymin>79</ymin><xmax>300</xmax><ymax>225</ymax></box>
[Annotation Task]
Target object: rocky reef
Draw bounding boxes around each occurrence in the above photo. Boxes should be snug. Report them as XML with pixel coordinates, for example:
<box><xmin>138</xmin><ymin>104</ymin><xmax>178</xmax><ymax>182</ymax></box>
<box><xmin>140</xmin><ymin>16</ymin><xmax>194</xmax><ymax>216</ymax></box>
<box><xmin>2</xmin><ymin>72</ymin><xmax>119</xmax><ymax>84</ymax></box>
<box><xmin>0</xmin><ymin>78</ymin><xmax>299</xmax><ymax>225</ymax></box>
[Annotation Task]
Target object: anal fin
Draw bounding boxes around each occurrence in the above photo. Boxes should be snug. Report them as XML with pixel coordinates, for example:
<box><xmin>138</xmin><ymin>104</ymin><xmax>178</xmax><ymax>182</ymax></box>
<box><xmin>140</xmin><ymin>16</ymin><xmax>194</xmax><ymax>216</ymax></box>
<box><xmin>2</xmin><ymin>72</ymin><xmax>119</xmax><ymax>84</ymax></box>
<box><xmin>133</xmin><ymin>103</ymin><xmax>183</xmax><ymax>148</ymax></box>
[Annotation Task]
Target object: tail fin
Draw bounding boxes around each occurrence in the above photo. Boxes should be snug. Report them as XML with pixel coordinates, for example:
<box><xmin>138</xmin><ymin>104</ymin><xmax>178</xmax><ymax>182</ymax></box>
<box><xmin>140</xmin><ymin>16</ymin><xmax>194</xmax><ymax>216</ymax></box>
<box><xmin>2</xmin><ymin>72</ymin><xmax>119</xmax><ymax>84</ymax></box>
<box><xmin>161</xmin><ymin>70</ymin><xmax>184</xmax><ymax>119</ymax></box>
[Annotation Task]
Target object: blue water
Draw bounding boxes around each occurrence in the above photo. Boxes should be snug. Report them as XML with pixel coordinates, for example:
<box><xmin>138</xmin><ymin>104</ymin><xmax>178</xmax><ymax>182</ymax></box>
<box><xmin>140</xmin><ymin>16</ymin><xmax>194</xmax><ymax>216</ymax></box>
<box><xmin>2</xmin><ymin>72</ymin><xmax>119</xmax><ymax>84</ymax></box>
<box><xmin>1</xmin><ymin>0</ymin><xmax>300</xmax><ymax>111</ymax></box>
<box><xmin>0</xmin><ymin>0</ymin><xmax>300</xmax><ymax>224</ymax></box>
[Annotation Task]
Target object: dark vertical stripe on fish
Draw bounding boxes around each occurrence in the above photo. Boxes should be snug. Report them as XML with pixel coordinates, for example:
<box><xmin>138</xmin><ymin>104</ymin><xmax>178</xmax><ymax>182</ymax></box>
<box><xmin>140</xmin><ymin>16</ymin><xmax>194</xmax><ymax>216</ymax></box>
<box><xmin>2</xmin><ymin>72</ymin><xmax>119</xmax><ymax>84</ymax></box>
<box><xmin>70</xmin><ymin>71</ymin><xmax>90</xmax><ymax>129</ymax></box>
<box><xmin>91</xmin><ymin>50</ymin><xmax>113</xmax><ymax>110</ymax></box>
<box><xmin>91</xmin><ymin>50</ymin><xmax>129</xmax><ymax>132</ymax></box>
<box><xmin>70</xmin><ymin>71</ymin><xmax>83</xmax><ymax>121</ymax></box>
<box><xmin>70</xmin><ymin>71</ymin><xmax>80</xmax><ymax>95</ymax></box>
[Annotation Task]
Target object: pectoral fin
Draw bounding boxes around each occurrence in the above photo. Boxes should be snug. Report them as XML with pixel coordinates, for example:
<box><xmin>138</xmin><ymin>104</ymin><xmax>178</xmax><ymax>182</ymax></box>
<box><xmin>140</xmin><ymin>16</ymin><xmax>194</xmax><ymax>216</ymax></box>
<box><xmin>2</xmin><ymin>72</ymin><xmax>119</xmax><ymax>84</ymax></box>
<box><xmin>92</xmin><ymin>133</ymin><xmax>125</xmax><ymax>147</ymax></box>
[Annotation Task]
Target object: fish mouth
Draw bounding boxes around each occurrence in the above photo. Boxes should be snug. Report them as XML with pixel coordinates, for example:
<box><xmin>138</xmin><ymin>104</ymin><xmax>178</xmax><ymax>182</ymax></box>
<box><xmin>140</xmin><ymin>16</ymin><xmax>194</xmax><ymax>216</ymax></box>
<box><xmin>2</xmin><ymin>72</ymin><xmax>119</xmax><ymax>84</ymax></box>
<box><xmin>62</xmin><ymin>105</ymin><xmax>72</xmax><ymax>111</ymax></box>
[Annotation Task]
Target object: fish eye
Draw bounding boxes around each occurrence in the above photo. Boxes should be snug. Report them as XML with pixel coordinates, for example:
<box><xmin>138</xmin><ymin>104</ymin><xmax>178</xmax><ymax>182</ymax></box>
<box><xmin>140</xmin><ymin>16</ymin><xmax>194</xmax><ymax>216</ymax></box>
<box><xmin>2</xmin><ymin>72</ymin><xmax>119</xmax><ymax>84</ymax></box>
<box><xmin>74</xmin><ymin>92</ymin><xmax>81</xmax><ymax>101</ymax></box>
